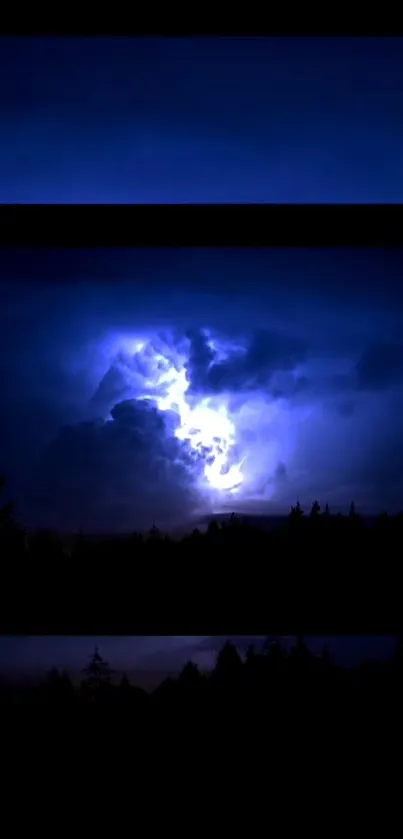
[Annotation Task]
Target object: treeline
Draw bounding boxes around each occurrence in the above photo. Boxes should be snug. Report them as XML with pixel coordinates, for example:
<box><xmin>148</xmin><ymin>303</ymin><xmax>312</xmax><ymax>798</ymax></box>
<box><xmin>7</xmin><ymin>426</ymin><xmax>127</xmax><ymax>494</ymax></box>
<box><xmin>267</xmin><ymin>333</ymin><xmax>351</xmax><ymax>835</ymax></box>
<box><xmin>2</xmin><ymin>638</ymin><xmax>401</xmax><ymax>765</ymax></box>
<box><xmin>2</xmin><ymin>637</ymin><xmax>401</xmax><ymax>714</ymax></box>
<box><xmin>5</xmin><ymin>641</ymin><xmax>398</xmax><ymax>800</ymax></box>
<box><xmin>0</xmin><ymin>474</ymin><xmax>401</xmax><ymax>630</ymax></box>
<box><xmin>2</xmin><ymin>474</ymin><xmax>403</xmax><ymax>561</ymax></box>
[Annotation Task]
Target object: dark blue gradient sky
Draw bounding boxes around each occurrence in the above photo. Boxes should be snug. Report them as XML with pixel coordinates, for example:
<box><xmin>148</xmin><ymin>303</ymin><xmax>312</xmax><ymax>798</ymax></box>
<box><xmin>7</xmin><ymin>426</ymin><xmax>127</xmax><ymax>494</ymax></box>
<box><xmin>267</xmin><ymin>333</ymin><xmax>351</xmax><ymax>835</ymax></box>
<box><xmin>1</xmin><ymin>36</ymin><xmax>403</xmax><ymax>203</ymax></box>
<box><xmin>1</xmin><ymin>247</ymin><xmax>403</xmax><ymax>534</ymax></box>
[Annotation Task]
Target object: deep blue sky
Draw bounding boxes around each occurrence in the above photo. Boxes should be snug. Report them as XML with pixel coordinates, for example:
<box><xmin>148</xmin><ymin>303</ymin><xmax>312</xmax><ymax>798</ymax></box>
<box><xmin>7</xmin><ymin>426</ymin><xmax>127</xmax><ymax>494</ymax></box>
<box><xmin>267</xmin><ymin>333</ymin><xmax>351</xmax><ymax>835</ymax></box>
<box><xmin>1</xmin><ymin>37</ymin><xmax>403</xmax><ymax>202</ymax></box>
<box><xmin>1</xmin><ymin>247</ymin><xmax>403</xmax><ymax>534</ymax></box>
<box><xmin>0</xmin><ymin>636</ymin><xmax>397</xmax><ymax>686</ymax></box>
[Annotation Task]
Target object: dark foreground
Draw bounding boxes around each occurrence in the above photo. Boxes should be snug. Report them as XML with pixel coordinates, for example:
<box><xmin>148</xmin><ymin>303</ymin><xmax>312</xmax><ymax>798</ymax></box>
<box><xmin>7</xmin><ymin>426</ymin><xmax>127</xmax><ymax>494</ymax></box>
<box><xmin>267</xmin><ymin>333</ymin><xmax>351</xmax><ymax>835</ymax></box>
<box><xmin>4</xmin><ymin>639</ymin><xmax>401</xmax><ymax>778</ymax></box>
<box><xmin>0</xmin><ymin>498</ymin><xmax>401</xmax><ymax>631</ymax></box>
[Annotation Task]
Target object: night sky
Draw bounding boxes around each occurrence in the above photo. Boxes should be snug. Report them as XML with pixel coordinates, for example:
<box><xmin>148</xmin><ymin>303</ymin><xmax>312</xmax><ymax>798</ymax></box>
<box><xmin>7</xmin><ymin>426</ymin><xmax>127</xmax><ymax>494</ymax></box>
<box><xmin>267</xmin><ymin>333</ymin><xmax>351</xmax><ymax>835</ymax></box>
<box><xmin>1</xmin><ymin>37</ymin><xmax>403</xmax><ymax>203</ymax></box>
<box><xmin>1</xmin><ymin>247</ymin><xmax>403</xmax><ymax>534</ymax></box>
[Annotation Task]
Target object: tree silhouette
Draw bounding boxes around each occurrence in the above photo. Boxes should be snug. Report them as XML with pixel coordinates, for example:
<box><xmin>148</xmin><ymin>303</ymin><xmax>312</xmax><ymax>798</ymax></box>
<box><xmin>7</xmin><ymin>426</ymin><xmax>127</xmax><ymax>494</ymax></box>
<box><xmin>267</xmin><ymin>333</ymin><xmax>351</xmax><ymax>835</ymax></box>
<box><xmin>290</xmin><ymin>636</ymin><xmax>312</xmax><ymax>669</ymax></box>
<box><xmin>43</xmin><ymin>668</ymin><xmax>74</xmax><ymax>705</ymax></box>
<box><xmin>263</xmin><ymin>637</ymin><xmax>286</xmax><ymax>661</ymax></box>
<box><xmin>228</xmin><ymin>512</ymin><xmax>241</xmax><ymax>528</ymax></box>
<box><xmin>1</xmin><ymin>630</ymin><xmax>400</xmax><ymax>768</ymax></box>
<box><xmin>148</xmin><ymin>522</ymin><xmax>162</xmax><ymax>543</ymax></box>
<box><xmin>349</xmin><ymin>501</ymin><xmax>357</xmax><ymax>518</ymax></box>
<box><xmin>82</xmin><ymin>647</ymin><xmax>113</xmax><ymax>699</ymax></box>
<box><xmin>309</xmin><ymin>500</ymin><xmax>321</xmax><ymax>519</ymax></box>
<box><xmin>245</xmin><ymin>643</ymin><xmax>256</xmax><ymax>664</ymax></box>
<box><xmin>212</xmin><ymin>641</ymin><xmax>243</xmax><ymax>687</ymax></box>
<box><xmin>289</xmin><ymin>500</ymin><xmax>304</xmax><ymax>524</ymax></box>
<box><xmin>177</xmin><ymin>661</ymin><xmax>204</xmax><ymax>689</ymax></box>
<box><xmin>120</xmin><ymin>672</ymin><xmax>131</xmax><ymax>691</ymax></box>
<box><xmin>291</xmin><ymin>501</ymin><xmax>304</xmax><ymax>519</ymax></box>
<box><xmin>0</xmin><ymin>463</ymin><xmax>400</xmax><ymax>663</ymax></box>
<box><xmin>29</xmin><ymin>529</ymin><xmax>64</xmax><ymax>560</ymax></box>
<box><xmin>207</xmin><ymin>519</ymin><xmax>220</xmax><ymax>538</ymax></box>
<box><xmin>261</xmin><ymin>638</ymin><xmax>288</xmax><ymax>693</ymax></box>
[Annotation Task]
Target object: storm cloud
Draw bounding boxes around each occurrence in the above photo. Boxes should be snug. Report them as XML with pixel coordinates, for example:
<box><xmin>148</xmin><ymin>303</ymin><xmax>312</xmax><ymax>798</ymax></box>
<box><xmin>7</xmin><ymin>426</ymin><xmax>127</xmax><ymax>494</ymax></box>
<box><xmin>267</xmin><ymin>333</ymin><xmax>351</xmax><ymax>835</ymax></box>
<box><xmin>185</xmin><ymin>328</ymin><xmax>307</xmax><ymax>395</ymax></box>
<box><xmin>1</xmin><ymin>247</ymin><xmax>403</xmax><ymax>531</ymax></box>
<box><xmin>33</xmin><ymin>399</ymin><xmax>205</xmax><ymax>533</ymax></box>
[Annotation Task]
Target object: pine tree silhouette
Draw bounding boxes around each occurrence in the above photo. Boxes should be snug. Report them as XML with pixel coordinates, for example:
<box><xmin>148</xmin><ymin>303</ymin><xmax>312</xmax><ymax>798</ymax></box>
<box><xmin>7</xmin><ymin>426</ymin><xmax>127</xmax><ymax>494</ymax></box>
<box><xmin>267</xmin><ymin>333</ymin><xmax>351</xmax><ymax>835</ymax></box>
<box><xmin>148</xmin><ymin>522</ymin><xmax>161</xmax><ymax>541</ymax></box>
<box><xmin>309</xmin><ymin>500</ymin><xmax>321</xmax><ymax>519</ymax></box>
<box><xmin>82</xmin><ymin>647</ymin><xmax>113</xmax><ymax>698</ymax></box>
<box><xmin>289</xmin><ymin>500</ymin><xmax>304</xmax><ymax>525</ymax></box>
<box><xmin>213</xmin><ymin>641</ymin><xmax>243</xmax><ymax>686</ymax></box>
<box><xmin>177</xmin><ymin>661</ymin><xmax>203</xmax><ymax>688</ymax></box>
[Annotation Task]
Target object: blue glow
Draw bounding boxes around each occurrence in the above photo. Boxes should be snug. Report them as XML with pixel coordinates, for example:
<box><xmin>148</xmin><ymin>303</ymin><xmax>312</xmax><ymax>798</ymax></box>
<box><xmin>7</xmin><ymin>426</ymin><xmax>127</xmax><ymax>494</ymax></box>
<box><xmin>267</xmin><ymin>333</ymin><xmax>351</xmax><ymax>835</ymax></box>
<box><xmin>1</xmin><ymin>37</ymin><xmax>402</xmax><ymax>203</ymax></box>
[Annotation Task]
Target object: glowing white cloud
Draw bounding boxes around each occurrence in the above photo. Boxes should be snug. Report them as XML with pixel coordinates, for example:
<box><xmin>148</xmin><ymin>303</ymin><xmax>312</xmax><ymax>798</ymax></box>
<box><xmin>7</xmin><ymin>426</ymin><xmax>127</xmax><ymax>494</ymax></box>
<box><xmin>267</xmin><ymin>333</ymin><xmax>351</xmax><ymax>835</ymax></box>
<box><xmin>99</xmin><ymin>333</ymin><xmax>244</xmax><ymax>496</ymax></box>
<box><xmin>92</xmin><ymin>329</ymin><xmax>307</xmax><ymax>508</ymax></box>
<box><xmin>174</xmin><ymin>398</ymin><xmax>244</xmax><ymax>493</ymax></box>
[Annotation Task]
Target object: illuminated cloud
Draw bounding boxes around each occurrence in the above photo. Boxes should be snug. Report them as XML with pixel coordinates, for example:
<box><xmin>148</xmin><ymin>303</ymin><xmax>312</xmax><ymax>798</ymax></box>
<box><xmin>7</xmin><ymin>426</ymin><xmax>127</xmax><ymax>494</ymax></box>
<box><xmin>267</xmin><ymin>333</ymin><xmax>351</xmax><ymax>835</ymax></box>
<box><xmin>185</xmin><ymin>327</ymin><xmax>308</xmax><ymax>395</ymax></box>
<box><xmin>2</xmin><ymin>247</ymin><xmax>403</xmax><ymax>530</ymax></box>
<box><xmin>25</xmin><ymin>324</ymin><xmax>309</xmax><ymax>531</ymax></box>
<box><xmin>79</xmin><ymin>328</ymin><xmax>311</xmax><ymax>514</ymax></box>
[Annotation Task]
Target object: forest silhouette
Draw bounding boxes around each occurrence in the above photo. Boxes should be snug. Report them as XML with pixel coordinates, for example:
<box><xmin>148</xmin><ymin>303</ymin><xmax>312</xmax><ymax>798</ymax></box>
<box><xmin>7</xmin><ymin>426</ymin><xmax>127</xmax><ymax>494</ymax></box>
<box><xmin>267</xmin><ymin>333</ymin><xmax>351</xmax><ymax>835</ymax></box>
<box><xmin>2</xmin><ymin>638</ymin><xmax>401</xmax><ymax>764</ymax></box>
<box><xmin>2</xmin><ymin>465</ymin><xmax>400</xmax><ymax>783</ymax></box>
<box><xmin>0</xmin><ymin>472</ymin><xmax>400</xmax><ymax>628</ymax></box>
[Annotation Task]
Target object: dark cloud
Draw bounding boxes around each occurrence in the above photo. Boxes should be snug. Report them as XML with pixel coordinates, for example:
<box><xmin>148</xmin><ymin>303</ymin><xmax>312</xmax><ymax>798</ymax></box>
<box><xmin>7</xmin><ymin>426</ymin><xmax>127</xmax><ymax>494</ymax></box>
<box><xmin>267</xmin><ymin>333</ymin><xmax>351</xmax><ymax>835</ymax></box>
<box><xmin>186</xmin><ymin>328</ymin><xmax>307</xmax><ymax>396</ymax></box>
<box><xmin>185</xmin><ymin>328</ymin><xmax>215</xmax><ymax>392</ymax></box>
<box><xmin>270</xmin><ymin>372</ymin><xmax>310</xmax><ymax>400</ymax></box>
<box><xmin>31</xmin><ymin>399</ymin><xmax>205</xmax><ymax>533</ymax></box>
<box><xmin>88</xmin><ymin>341</ymin><xmax>184</xmax><ymax>419</ymax></box>
<box><xmin>89</xmin><ymin>364</ymin><xmax>135</xmax><ymax>416</ymax></box>
<box><xmin>253</xmin><ymin>462</ymin><xmax>288</xmax><ymax>497</ymax></box>
<box><xmin>356</xmin><ymin>343</ymin><xmax>403</xmax><ymax>391</ymax></box>
<box><xmin>2</xmin><ymin>248</ymin><xmax>403</xmax><ymax>524</ymax></box>
<box><xmin>274</xmin><ymin>462</ymin><xmax>288</xmax><ymax>482</ymax></box>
